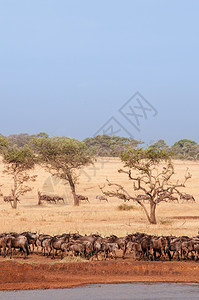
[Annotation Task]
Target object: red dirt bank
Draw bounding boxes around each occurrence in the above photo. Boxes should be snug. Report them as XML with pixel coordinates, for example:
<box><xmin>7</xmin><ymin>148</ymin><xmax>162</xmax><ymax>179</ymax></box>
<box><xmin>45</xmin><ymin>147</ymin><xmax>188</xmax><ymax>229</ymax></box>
<box><xmin>0</xmin><ymin>259</ymin><xmax>199</xmax><ymax>290</ymax></box>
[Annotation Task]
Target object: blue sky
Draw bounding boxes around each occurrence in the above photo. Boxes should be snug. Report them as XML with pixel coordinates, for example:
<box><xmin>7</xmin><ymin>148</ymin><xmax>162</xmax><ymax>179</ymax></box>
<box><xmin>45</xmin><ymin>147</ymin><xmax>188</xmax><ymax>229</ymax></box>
<box><xmin>0</xmin><ymin>0</ymin><xmax>198</xmax><ymax>145</ymax></box>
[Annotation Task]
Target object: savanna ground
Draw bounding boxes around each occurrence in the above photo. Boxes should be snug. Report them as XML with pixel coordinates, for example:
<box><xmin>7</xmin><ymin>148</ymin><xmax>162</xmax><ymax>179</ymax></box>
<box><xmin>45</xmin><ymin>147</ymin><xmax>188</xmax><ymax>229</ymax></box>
<box><xmin>0</xmin><ymin>158</ymin><xmax>199</xmax><ymax>290</ymax></box>
<box><xmin>0</xmin><ymin>157</ymin><xmax>198</xmax><ymax>237</ymax></box>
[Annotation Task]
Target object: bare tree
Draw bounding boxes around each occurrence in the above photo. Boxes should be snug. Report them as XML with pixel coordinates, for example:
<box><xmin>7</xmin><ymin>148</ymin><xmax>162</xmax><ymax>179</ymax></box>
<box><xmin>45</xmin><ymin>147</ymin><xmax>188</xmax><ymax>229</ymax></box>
<box><xmin>100</xmin><ymin>148</ymin><xmax>192</xmax><ymax>224</ymax></box>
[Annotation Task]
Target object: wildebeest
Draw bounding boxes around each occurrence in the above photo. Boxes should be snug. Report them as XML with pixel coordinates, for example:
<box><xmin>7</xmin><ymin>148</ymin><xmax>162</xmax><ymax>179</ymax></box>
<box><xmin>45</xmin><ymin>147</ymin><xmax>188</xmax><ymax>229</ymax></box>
<box><xmin>76</xmin><ymin>194</ymin><xmax>89</xmax><ymax>203</ymax></box>
<box><xmin>50</xmin><ymin>234</ymin><xmax>70</xmax><ymax>259</ymax></box>
<box><xmin>21</xmin><ymin>232</ymin><xmax>38</xmax><ymax>253</ymax></box>
<box><xmin>168</xmin><ymin>238</ymin><xmax>183</xmax><ymax>260</ymax></box>
<box><xmin>103</xmin><ymin>242</ymin><xmax>119</xmax><ymax>259</ymax></box>
<box><xmin>0</xmin><ymin>234</ymin><xmax>10</xmax><ymax>257</ymax></box>
<box><xmin>180</xmin><ymin>193</ymin><xmax>195</xmax><ymax>203</ymax></box>
<box><xmin>41</xmin><ymin>237</ymin><xmax>53</xmax><ymax>256</ymax></box>
<box><xmin>65</xmin><ymin>242</ymin><xmax>85</xmax><ymax>257</ymax></box>
<box><xmin>36</xmin><ymin>234</ymin><xmax>52</xmax><ymax>254</ymax></box>
<box><xmin>165</xmin><ymin>195</ymin><xmax>179</xmax><ymax>203</ymax></box>
<box><xmin>106</xmin><ymin>235</ymin><xmax>127</xmax><ymax>258</ymax></box>
<box><xmin>126</xmin><ymin>241</ymin><xmax>143</xmax><ymax>260</ymax></box>
<box><xmin>96</xmin><ymin>195</ymin><xmax>108</xmax><ymax>202</ymax></box>
<box><xmin>150</xmin><ymin>236</ymin><xmax>170</xmax><ymax>260</ymax></box>
<box><xmin>6</xmin><ymin>235</ymin><xmax>29</xmax><ymax>259</ymax></box>
<box><xmin>1</xmin><ymin>231</ymin><xmax>199</xmax><ymax>263</ymax></box>
<box><xmin>53</xmin><ymin>196</ymin><xmax>65</xmax><ymax>203</ymax></box>
<box><xmin>38</xmin><ymin>191</ymin><xmax>56</xmax><ymax>204</ymax></box>
<box><xmin>3</xmin><ymin>196</ymin><xmax>20</xmax><ymax>203</ymax></box>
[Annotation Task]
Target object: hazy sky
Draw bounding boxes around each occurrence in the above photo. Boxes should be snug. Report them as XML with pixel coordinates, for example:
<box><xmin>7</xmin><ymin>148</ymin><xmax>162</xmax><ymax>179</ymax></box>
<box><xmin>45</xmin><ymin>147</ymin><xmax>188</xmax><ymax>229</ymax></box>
<box><xmin>0</xmin><ymin>0</ymin><xmax>198</xmax><ymax>145</ymax></box>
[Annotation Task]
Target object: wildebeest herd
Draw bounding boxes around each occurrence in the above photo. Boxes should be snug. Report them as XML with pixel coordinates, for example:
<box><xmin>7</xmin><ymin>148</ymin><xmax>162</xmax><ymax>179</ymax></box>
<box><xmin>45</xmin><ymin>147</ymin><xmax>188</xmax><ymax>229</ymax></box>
<box><xmin>2</xmin><ymin>191</ymin><xmax>195</xmax><ymax>206</ymax></box>
<box><xmin>0</xmin><ymin>231</ymin><xmax>199</xmax><ymax>261</ymax></box>
<box><xmin>37</xmin><ymin>191</ymin><xmax>65</xmax><ymax>204</ymax></box>
<box><xmin>37</xmin><ymin>192</ymin><xmax>108</xmax><ymax>204</ymax></box>
<box><xmin>126</xmin><ymin>193</ymin><xmax>196</xmax><ymax>203</ymax></box>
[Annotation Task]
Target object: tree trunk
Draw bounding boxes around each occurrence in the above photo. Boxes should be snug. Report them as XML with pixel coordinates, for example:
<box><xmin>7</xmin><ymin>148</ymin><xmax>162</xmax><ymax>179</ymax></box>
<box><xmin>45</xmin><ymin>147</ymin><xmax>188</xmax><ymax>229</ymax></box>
<box><xmin>72</xmin><ymin>190</ymin><xmax>79</xmax><ymax>206</ymax></box>
<box><xmin>149</xmin><ymin>202</ymin><xmax>157</xmax><ymax>224</ymax></box>
<box><xmin>12</xmin><ymin>175</ymin><xmax>18</xmax><ymax>209</ymax></box>
<box><xmin>38</xmin><ymin>192</ymin><xmax>42</xmax><ymax>205</ymax></box>
<box><xmin>11</xmin><ymin>189</ymin><xmax>17</xmax><ymax>209</ymax></box>
<box><xmin>12</xmin><ymin>196</ymin><xmax>17</xmax><ymax>209</ymax></box>
<box><xmin>67</xmin><ymin>173</ymin><xmax>79</xmax><ymax>206</ymax></box>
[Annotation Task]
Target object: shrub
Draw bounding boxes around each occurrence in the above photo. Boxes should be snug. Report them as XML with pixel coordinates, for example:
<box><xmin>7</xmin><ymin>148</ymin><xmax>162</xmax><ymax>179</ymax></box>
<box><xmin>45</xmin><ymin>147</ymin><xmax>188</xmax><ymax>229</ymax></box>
<box><xmin>160</xmin><ymin>219</ymin><xmax>173</xmax><ymax>225</ymax></box>
<box><xmin>118</xmin><ymin>203</ymin><xmax>135</xmax><ymax>211</ymax></box>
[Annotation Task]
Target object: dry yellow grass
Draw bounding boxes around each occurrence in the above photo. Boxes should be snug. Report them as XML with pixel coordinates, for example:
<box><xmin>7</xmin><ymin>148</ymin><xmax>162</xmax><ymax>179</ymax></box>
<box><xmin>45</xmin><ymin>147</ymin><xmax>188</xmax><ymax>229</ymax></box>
<box><xmin>0</xmin><ymin>157</ymin><xmax>198</xmax><ymax>237</ymax></box>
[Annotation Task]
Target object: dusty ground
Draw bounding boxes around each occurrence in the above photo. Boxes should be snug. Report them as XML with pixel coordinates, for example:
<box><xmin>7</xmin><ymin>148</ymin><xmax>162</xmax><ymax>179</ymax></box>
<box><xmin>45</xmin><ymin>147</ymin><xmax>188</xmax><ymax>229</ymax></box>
<box><xmin>0</xmin><ymin>158</ymin><xmax>199</xmax><ymax>290</ymax></box>
<box><xmin>0</xmin><ymin>257</ymin><xmax>199</xmax><ymax>290</ymax></box>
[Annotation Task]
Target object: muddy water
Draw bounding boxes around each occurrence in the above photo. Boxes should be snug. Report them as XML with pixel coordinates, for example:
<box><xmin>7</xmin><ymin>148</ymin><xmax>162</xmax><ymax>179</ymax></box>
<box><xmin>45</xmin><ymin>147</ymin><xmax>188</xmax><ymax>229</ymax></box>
<box><xmin>0</xmin><ymin>283</ymin><xmax>199</xmax><ymax>300</ymax></box>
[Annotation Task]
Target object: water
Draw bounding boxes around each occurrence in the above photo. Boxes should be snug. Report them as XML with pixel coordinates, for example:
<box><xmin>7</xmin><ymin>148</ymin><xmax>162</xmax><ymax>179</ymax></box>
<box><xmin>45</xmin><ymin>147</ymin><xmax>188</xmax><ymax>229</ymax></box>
<box><xmin>0</xmin><ymin>283</ymin><xmax>199</xmax><ymax>300</ymax></box>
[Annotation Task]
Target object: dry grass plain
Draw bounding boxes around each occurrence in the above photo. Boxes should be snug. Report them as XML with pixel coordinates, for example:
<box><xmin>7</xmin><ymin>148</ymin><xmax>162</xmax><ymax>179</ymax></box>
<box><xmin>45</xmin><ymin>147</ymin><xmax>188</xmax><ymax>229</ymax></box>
<box><xmin>0</xmin><ymin>157</ymin><xmax>198</xmax><ymax>237</ymax></box>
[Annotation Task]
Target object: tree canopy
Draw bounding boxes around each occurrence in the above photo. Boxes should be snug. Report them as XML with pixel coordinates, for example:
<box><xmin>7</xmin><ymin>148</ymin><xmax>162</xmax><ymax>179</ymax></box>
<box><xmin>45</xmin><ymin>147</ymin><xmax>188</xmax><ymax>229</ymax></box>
<box><xmin>31</xmin><ymin>136</ymin><xmax>94</xmax><ymax>206</ymax></box>
<box><xmin>2</xmin><ymin>145</ymin><xmax>37</xmax><ymax>208</ymax></box>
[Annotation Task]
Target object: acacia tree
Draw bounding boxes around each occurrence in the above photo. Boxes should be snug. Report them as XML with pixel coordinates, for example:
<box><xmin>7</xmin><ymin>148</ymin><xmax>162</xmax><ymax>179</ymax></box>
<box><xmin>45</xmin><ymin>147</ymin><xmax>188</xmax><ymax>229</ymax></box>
<box><xmin>100</xmin><ymin>148</ymin><xmax>192</xmax><ymax>224</ymax></box>
<box><xmin>2</xmin><ymin>146</ymin><xmax>37</xmax><ymax>209</ymax></box>
<box><xmin>31</xmin><ymin>137</ymin><xmax>93</xmax><ymax>206</ymax></box>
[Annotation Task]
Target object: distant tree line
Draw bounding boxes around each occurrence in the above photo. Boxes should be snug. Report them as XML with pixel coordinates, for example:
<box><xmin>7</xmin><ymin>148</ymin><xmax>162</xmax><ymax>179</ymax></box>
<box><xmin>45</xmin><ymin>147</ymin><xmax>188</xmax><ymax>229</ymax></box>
<box><xmin>83</xmin><ymin>135</ymin><xmax>143</xmax><ymax>157</ymax></box>
<box><xmin>3</xmin><ymin>133</ymin><xmax>199</xmax><ymax>160</ymax></box>
<box><xmin>149</xmin><ymin>139</ymin><xmax>199</xmax><ymax>160</ymax></box>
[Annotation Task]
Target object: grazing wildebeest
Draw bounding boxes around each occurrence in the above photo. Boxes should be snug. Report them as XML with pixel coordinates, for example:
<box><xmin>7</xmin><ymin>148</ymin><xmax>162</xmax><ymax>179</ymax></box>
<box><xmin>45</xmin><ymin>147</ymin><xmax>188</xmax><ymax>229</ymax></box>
<box><xmin>38</xmin><ymin>191</ymin><xmax>56</xmax><ymax>204</ymax></box>
<box><xmin>96</xmin><ymin>195</ymin><xmax>108</xmax><ymax>202</ymax></box>
<box><xmin>180</xmin><ymin>193</ymin><xmax>195</xmax><ymax>203</ymax></box>
<box><xmin>76</xmin><ymin>194</ymin><xmax>89</xmax><ymax>203</ymax></box>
